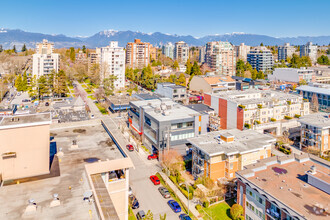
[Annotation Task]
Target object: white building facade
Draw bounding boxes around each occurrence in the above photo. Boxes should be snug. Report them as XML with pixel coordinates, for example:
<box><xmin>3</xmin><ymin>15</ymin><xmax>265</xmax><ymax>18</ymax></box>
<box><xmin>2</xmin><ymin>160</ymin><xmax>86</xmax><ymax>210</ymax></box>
<box><xmin>98</xmin><ymin>41</ymin><xmax>125</xmax><ymax>89</ymax></box>
<box><xmin>300</xmin><ymin>42</ymin><xmax>318</xmax><ymax>63</ymax></box>
<box><xmin>162</xmin><ymin>42</ymin><xmax>174</xmax><ymax>60</ymax></box>
<box><xmin>174</xmin><ymin>41</ymin><xmax>189</xmax><ymax>63</ymax></box>
<box><xmin>278</xmin><ymin>43</ymin><xmax>296</xmax><ymax>61</ymax></box>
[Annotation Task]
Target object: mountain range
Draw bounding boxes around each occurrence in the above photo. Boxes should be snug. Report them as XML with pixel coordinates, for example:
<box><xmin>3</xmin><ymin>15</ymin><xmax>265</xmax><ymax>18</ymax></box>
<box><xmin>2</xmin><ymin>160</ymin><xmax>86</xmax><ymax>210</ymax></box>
<box><xmin>0</xmin><ymin>28</ymin><xmax>330</xmax><ymax>49</ymax></box>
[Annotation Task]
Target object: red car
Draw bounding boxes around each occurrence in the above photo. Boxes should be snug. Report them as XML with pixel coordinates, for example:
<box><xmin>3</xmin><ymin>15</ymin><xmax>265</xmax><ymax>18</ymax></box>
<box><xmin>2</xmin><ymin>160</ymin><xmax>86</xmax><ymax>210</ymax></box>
<box><xmin>150</xmin><ymin>175</ymin><xmax>160</xmax><ymax>185</ymax></box>
<box><xmin>147</xmin><ymin>154</ymin><xmax>158</xmax><ymax>160</ymax></box>
<box><xmin>126</xmin><ymin>145</ymin><xmax>134</xmax><ymax>152</ymax></box>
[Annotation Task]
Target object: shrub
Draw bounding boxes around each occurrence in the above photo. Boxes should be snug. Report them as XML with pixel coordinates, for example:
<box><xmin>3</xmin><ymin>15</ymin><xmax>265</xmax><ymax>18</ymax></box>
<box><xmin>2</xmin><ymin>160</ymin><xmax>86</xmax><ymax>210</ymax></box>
<box><xmin>203</xmin><ymin>200</ymin><xmax>209</xmax><ymax>208</ymax></box>
<box><xmin>244</xmin><ymin>123</ymin><xmax>251</xmax><ymax>129</ymax></box>
<box><xmin>284</xmin><ymin>116</ymin><xmax>293</xmax><ymax>120</ymax></box>
<box><xmin>303</xmin><ymin>98</ymin><xmax>309</xmax><ymax>102</ymax></box>
<box><xmin>238</xmin><ymin>105</ymin><xmax>245</xmax><ymax>109</ymax></box>
<box><xmin>257</xmin><ymin>104</ymin><xmax>263</xmax><ymax>109</ymax></box>
<box><xmin>294</xmin><ymin>114</ymin><xmax>301</xmax><ymax>118</ymax></box>
<box><xmin>230</xmin><ymin>204</ymin><xmax>244</xmax><ymax>220</ymax></box>
<box><xmin>169</xmin><ymin>175</ymin><xmax>177</xmax><ymax>184</ymax></box>
<box><xmin>271</xmin><ymin>118</ymin><xmax>276</xmax><ymax>122</ymax></box>
<box><xmin>254</xmin><ymin>120</ymin><xmax>261</xmax><ymax>124</ymax></box>
<box><xmin>195</xmin><ymin>204</ymin><xmax>202</xmax><ymax>211</ymax></box>
<box><xmin>287</xmin><ymin>100</ymin><xmax>292</xmax><ymax>105</ymax></box>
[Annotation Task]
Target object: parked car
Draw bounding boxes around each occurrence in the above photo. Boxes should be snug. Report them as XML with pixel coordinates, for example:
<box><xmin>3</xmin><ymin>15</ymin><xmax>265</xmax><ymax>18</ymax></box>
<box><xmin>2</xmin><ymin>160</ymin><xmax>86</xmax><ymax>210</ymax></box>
<box><xmin>179</xmin><ymin>214</ymin><xmax>192</xmax><ymax>220</ymax></box>
<box><xmin>45</xmin><ymin>102</ymin><xmax>49</xmax><ymax>106</ymax></box>
<box><xmin>126</xmin><ymin>144</ymin><xmax>134</xmax><ymax>152</ymax></box>
<box><xmin>158</xmin><ymin>187</ymin><xmax>171</xmax><ymax>198</ymax></box>
<box><xmin>136</xmin><ymin>210</ymin><xmax>145</xmax><ymax>220</ymax></box>
<box><xmin>150</xmin><ymin>175</ymin><xmax>160</xmax><ymax>185</ymax></box>
<box><xmin>129</xmin><ymin>194</ymin><xmax>140</xmax><ymax>209</ymax></box>
<box><xmin>167</xmin><ymin>200</ymin><xmax>181</xmax><ymax>213</ymax></box>
<box><xmin>147</xmin><ymin>154</ymin><xmax>158</xmax><ymax>160</ymax></box>
<box><xmin>128</xmin><ymin>186</ymin><xmax>133</xmax><ymax>196</ymax></box>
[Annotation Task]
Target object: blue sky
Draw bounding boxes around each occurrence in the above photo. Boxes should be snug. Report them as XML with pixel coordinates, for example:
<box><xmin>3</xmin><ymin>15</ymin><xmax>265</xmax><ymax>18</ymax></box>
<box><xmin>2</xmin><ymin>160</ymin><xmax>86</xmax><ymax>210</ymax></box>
<box><xmin>1</xmin><ymin>0</ymin><xmax>329</xmax><ymax>37</ymax></box>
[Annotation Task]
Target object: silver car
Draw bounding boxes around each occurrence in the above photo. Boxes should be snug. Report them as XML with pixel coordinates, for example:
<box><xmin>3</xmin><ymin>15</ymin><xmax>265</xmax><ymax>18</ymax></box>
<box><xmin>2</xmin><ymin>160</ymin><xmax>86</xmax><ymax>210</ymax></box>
<box><xmin>158</xmin><ymin>187</ymin><xmax>171</xmax><ymax>198</ymax></box>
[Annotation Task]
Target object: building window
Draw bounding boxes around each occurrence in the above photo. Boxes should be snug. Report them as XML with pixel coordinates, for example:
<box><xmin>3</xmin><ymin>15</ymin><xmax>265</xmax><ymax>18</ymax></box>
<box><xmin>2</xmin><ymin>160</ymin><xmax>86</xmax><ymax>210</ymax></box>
<box><xmin>230</xmin><ymin>163</ymin><xmax>234</xmax><ymax>170</ymax></box>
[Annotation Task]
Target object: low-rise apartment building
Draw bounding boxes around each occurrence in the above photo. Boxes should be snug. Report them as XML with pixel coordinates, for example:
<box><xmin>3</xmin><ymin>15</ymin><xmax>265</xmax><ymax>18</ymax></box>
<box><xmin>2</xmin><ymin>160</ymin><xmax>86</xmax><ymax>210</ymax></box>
<box><xmin>204</xmin><ymin>89</ymin><xmax>310</xmax><ymax>130</ymax></box>
<box><xmin>189</xmin><ymin>75</ymin><xmax>236</xmax><ymax>93</ymax></box>
<box><xmin>155</xmin><ymin>83</ymin><xmax>187</xmax><ymax>103</ymax></box>
<box><xmin>0</xmin><ymin>113</ymin><xmax>51</xmax><ymax>182</ymax></box>
<box><xmin>299</xmin><ymin>113</ymin><xmax>330</xmax><ymax>153</ymax></box>
<box><xmin>297</xmin><ymin>85</ymin><xmax>330</xmax><ymax>111</ymax></box>
<box><xmin>236</xmin><ymin>154</ymin><xmax>330</xmax><ymax>220</ymax></box>
<box><xmin>188</xmin><ymin>129</ymin><xmax>275</xmax><ymax>181</ymax></box>
<box><xmin>128</xmin><ymin>98</ymin><xmax>208</xmax><ymax>154</ymax></box>
<box><xmin>269</xmin><ymin>68</ymin><xmax>315</xmax><ymax>83</ymax></box>
<box><xmin>247</xmin><ymin>47</ymin><xmax>274</xmax><ymax>73</ymax></box>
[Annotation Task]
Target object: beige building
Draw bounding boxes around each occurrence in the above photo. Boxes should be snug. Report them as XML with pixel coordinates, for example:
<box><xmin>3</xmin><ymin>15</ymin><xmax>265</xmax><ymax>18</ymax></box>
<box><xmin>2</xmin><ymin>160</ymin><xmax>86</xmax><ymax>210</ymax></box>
<box><xmin>0</xmin><ymin>113</ymin><xmax>51</xmax><ymax>182</ymax></box>
<box><xmin>189</xmin><ymin>75</ymin><xmax>236</xmax><ymax>93</ymax></box>
<box><xmin>174</xmin><ymin>41</ymin><xmax>189</xmax><ymax>64</ymax></box>
<box><xmin>126</xmin><ymin>39</ymin><xmax>151</xmax><ymax>69</ymax></box>
<box><xmin>235</xmin><ymin>43</ymin><xmax>251</xmax><ymax>62</ymax></box>
<box><xmin>189</xmin><ymin>129</ymin><xmax>275</xmax><ymax>181</ymax></box>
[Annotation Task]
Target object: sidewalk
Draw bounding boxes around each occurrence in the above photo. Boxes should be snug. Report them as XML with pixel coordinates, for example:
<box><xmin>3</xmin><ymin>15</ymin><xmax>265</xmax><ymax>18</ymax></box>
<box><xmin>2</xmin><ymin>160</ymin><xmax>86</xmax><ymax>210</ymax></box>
<box><xmin>159</xmin><ymin>172</ymin><xmax>202</xmax><ymax>220</ymax></box>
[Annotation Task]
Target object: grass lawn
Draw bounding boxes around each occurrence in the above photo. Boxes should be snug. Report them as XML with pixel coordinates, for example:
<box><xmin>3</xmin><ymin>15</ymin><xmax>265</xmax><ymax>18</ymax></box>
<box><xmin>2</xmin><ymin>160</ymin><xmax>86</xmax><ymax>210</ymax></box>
<box><xmin>87</xmin><ymin>95</ymin><xmax>96</xmax><ymax>100</ymax></box>
<box><xmin>128</xmin><ymin>207</ymin><xmax>136</xmax><ymax>220</ymax></box>
<box><xmin>201</xmin><ymin>201</ymin><xmax>232</xmax><ymax>220</ymax></box>
<box><xmin>95</xmin><ymin>103</ymin><xmax>108</xmax><ymax>115</ymax></box>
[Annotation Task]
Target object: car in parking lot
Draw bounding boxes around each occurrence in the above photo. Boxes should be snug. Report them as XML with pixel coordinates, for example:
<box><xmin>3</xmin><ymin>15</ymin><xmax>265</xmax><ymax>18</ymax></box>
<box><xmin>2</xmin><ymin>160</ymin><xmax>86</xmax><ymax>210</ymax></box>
<box><xmin>150</xmin><ymin>175</ymin><xmax>160</xmax><ymax>185</ymax></box>
<box><xmin>158</xmin><ymin>187</ymin><xmax>171</xmax><ymax>198</ymax></box>
<box><xmin>129</xmin><ymin>194</ymin><xmax>140</xmax><ymax>209</ymax></box>
<box><xmin>45</xmin><ymin>102</ymin><xmax>49</xmax><ymax>106</ymax></box>
<box><xmin>136</xmin><ymin>210</ymin><xmax>145</xmax><ymax>220</ymax></box>
<box><xmin>147</xmin><ymin>153</ymin><xmax>158</xmax><ymax>160</ymax></box>
<box><xmin>167</xmin><ymin>200</ymin><xmax>181</xmax><ymax>213</ymax></box>
<box><xmin>126</xmin><ymin>144</ymin><xmax>134</xmax><ymax>151</ymax></box>
<box><xmin>179</xmin><ymin>214</ymin><xmax>192</xmax><ymax>220</ymax></box>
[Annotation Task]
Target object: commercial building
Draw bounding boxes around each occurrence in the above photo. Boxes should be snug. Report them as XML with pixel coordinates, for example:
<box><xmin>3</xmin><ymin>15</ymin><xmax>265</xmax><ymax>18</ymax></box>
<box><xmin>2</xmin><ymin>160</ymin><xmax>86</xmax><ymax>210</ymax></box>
<box><xmin>128</xmin><ymin>98</ymin><xmax>208</xmax><ymax>154</ymax></box>
<box><xmin>299</xmin><ymin>113</ymin><xmax>330</xmax><ymax>153</ymax></box>
<box><xmin>236</xmin><ymin>154</ymin><xmax>330</xmax><ymax>220</ymax></box>
<box><xmin>206</xmin><ymin>41</ymin><xmax>236</xmax><ymax>76</ymax></box>
<box><xmin>296</xmin><ymin>85</ymin><xmax>330</xmax><ymax>111</ymax></box>
<box><xmin>0</xmin><ymin>113</ymin><xmax>51</xmax><ymax>182</ymax></box>
<box><xmin>188</xmin><ymin>129</ymin><xmax>275</xmax><ymax>181</ymax></box>
<box><xmin>277</xmin><ymin>43</ymin><xmax>296</xmax><ymax>61</ymax></box>
<box><xmin>97</xmin><ymin>41</ymin><xmax>125</xmax><ymax>88</ymax></box>
<box><xmin>126</xmin><ymin>39</ymin><xmax>151</xmax><ymax>69</ymax></box>
<box><xmin>247</xmin><ymin>47</ymin><xmax>274</xmax><ymax>72</ymax></box>
<box><xmin>32</xmin><ymin>39</ymin><xmax>60</xmax><ymax>78</ymax></box>
<box><xmin>300</xmin><ymin>42</ymin><xmax>318</xmax><ymax>63</ymax></box>
<box><xmin>162</xmin><ymin>42</ymin><xmax>174</xmax><ymax>60</ymax></box>
<box><xmin>269</xmin><ymin>68</ymin><xmax>315</xmax><ymax>83</ymax></box>
<box><xmin>174</xmin><ymin>41</ymin><xmax>189</xmax><ymax>64</ymax></box>
<box><xmin>189</xmin><ymin>75</ymin><xmax>236</xmax><ymax>93</ymax></box>
<box><xmin>155</xmin><ymin>83</ymin><xmax>187</xmax><ymax>103</ymax></box>
<box><xmin>235</xmin><ymin>43</ymin><xmax>251</xmax><ymax>62</ymax></box>
<box><xmin>204</xmin><ymin>89</ymin><xmax>310</xmax><ymax>130</ymax></box>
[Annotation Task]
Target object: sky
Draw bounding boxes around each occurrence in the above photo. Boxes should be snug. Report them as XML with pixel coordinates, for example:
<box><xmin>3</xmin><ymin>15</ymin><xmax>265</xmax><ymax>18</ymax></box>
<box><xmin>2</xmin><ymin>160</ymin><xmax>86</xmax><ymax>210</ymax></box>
<box><xmin>1</xmin><ymin>0</ymin><xmax>329</xmax><ymax>38</ymax></box>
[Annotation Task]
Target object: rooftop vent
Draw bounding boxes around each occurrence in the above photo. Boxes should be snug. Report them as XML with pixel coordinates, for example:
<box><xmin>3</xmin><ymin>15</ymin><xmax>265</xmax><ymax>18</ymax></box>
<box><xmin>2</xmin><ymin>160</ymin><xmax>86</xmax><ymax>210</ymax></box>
<box><xmin>309</xmin><ymin>165</ymin><xmax>317</xmax><ymax>174</ymax></box>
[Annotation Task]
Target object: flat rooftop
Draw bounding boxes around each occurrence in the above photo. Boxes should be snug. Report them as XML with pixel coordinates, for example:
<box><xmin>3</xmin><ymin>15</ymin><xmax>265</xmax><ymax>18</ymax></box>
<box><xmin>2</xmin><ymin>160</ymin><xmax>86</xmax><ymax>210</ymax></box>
<box><xmin>297</xmin><ymin>85</ymin><xmax>330</xmax><ymax>96</ymax></box>
<box><xmin>237</xmin><ymin>154</ymin><xmax>330</xmax><ymax>220</ymax></box>
<box><xmin>187</xmin><ymin>104</ymin><xmax>214</xmax><ymax>114</ymax></box>
<box><xmin>107</xmin><ymin>95</ymin><xmax>137</xmax><ymax>105</ymax></box>
<box><xmin>0</xmin><ymin>113</ymin><xmax>51</xmax><ymax>128</ymax></box>
<box><xmin>299</xmin><ymin>113</ymin><xmax>330</xmax><ymax>128</ymax></box>
<box><xmin>0</xmin><ymin>123</ymin><xmax>124</xmax><ymax>219</ymax></box>
<box><xmin>188</xmin><ymin>129</ymin><xmax>276</xmax><ymax>156</ymax></box>
<box><xmin>131</xmin><ymin>98</ymin><xmax>201</xmax><ymax>122</ymax></box>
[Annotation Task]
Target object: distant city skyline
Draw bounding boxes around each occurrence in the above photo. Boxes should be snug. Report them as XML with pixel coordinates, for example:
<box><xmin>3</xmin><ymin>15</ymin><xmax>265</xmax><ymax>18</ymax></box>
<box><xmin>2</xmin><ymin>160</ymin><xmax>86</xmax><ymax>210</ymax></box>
<box><xmin>0</xmin><ymin>0</ymin><xmax>330</xmax><ymax>38</ymax></box>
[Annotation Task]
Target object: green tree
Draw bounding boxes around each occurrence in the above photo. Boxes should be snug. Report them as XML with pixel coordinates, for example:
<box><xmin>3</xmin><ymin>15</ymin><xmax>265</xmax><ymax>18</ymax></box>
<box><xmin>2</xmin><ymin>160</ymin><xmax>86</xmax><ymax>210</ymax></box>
<box><xmin>12</xmin><ymin>45</ymin><xmax>17</xmax><ymax>53</ymax></box>
<box><xmin>245</xmin><ymin>62</ymin><xmax>252</xmax><ymax>72</ymax></box>
<box><xmin>82</xmin><ymin>45</ymin><xmax>86</xmax><ymax>53</ymax></box>
<box><xmin>256</xmin><ymin>70</ymin><xmax>265</xmax><ymax>79</ymax></box>
<box><xmin>317</xmin><ymin>55</ymin><xmax>330</xmax><ymax>65</ymax></box>
<box><xmin>53</xmin><ymin>70</ymin><xmax>68</xmax><ymax>97</ymax></box>
<box><xmin>168</xmin><ymin>74</ymin><xmax>177</xmax><ymax>83</ymax></box>
<box><xmin>172</xmin><ymin>60</ymin><xmax>179</xmax><ymax>69</ymax></box>
<box><xmin>22</xmin><ymin>72</ymin><xmax>28</xmax><ymax>91</ymax></box>
<box><xmin>21</xmin><ymin>44</ymin><xmax>27</xmax><ymax>52</ymax></box>
<box><xmin>185</xmin><ymin>59</ymin><xmax>192</xmax><ymax>75</ymax></box>
<box><xmin>191</xmin><ymin>61</ymin><xmax>201</xmax><ymax>75</ymax></box>
<box><xmin>176</xmin><ymin>73</ymin><xmax>186</xmax><ymax>87</ymax></box>
<box><xmin>38</xmin><ymin>75</ymin><xmax>50</xmax><ymax>98</ymax></box>
<box><xmin>260</xmin><ymin>42</ymin><xmax>264</xmax><ymax>46</ymax></box>
<box><xmin>28</xmin><ymin>75</ymin><xmax>38</xmax><ymax>98</ymax></box>
<box><xmin>103</xmin><ymin>75</ymin><xmax>118</xmax><ymax>96</ymax></box>
<box><xmin>230</xmin><ymin>204</ymin><xmax>244</xmax><ymax>220</ymax></box>
<box><xmin>69</xmin><ymin>47</ymin><xmax>75</xmax><ymax>62</ymax></box>
<box><xmin>251</xmin><ymin>69</ymin><xmax>258</xmax><ymax>80</ymax></box>
<box><xmin>15</xmin><ymin>75</ymin><xmax>23</xmax><ymax>91</ymax></box>
<box><xmin>141</xmin><ymin>64</ymin><xmax>154</xmax><ymax>90</ymax></box>
<box><xmin>159</xmin><ymin>213</ymin><xmax>166</xmax><ymax>220</ymax></box>
<box><xmin>236</xmin><ymin>59</ymin><xmax>245</xmax><ymax>77</ymax></box>
<box><xmin>144</xmin><ymin>210</ymin><xmax>154</xmax><ymax>220</ymax></box>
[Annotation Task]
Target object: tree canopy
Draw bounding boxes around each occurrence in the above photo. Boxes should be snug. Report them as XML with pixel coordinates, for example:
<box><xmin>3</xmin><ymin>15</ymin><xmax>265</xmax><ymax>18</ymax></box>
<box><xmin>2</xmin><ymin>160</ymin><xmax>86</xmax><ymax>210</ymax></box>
<box><xmin>317</xmin><ymin>55</ymin><xmax>330</xmax><ymax>65</ymax></box>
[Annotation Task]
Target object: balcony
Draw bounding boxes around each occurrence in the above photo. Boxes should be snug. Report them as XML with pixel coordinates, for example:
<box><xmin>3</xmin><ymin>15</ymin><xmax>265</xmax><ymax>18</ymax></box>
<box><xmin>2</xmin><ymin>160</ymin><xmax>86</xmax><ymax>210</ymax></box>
<box><xmin>266</xmin><ymin>208</ymin><xmax>281</xmax><ymax>220</ymax></box>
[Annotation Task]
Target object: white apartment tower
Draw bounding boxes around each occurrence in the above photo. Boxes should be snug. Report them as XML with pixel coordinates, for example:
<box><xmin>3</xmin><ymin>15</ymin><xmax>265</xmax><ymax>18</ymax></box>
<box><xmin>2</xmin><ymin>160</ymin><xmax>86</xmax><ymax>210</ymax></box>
<box><xmin>174</xmin><ymin>41</ymin><xmax>189</xmax><ymax>63</ymax></box>
<box><xmin>278</xmin><ymin>43</ymin><xmax>296</xmax><ymax>61</ymax></box>
<box><xmin>98</xmin><ymin>41</ymin><xmax>125</xmax><ymax>89</ymax></box>
<box><xmin>300</xmin><ymin>42</ymin><xmax>318</xmax><ymax>63</ymax></box>
<box><xmin>162</xmin><ymin>42</ymin><xmax>174</xmax><ymax>60</ymax></box>
<box><xmin>32</xmin><ymin>39</ymin><xmax>60</xmax><ymax>78</ymax></box>
<box><xmin>206</xmin><ymin>41</ymin><xmax>236</xmax><ymax>76</ymax></box>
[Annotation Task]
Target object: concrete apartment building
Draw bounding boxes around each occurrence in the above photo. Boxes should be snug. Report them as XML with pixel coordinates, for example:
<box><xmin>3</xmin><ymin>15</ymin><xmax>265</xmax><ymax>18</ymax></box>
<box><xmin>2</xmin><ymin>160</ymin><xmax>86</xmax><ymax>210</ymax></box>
<box><xmin>189</xmin><ymin>75</ymin><xmax>236</xmax><ymax>93</ymax></box>
<box><xmin>300</xmin><ymin>42</ymin><xmax>318</xmax><ymax>63</ymax></box>
<box><xmin>299</xmin><ymin>113</ymin><xmax>330</xmax><ymax>153</ymax></box>
<box><xmin>199</xmin><ymin>46</ymin><xmax>206</xmax><ymax>63</ymax></box>
<box><xmin>277</xmin><ymin>43</ymin><xmax>296</xmax><ymax>61</ymax></box>
<box><xmin>247</xmin><ymin>47</ymin><xmax>274</xmax><ymax>72</ymax></box>
<box><xmin>97</xmin><ymin>41</ymin><xmax>125</xmax><ymax>88</ymax></box>
<box><xmin>188</xmin><ymin>129</ymin><xmax>275</xmax><ymax>181</ymax></box>
<box><xmin>155</xmin><ymin>83</ymin><xmax>187</xmax><ymax>103</ymax></box>
<box><xmin>204</xmin><ymin>89</ymin><xmax>310</xmax><ymax>130</ymax></box>
<box><xmin>206</xmin><ymin>41</ymin><xmax>236</xmax><ymax>76</ymax></box>
<box><xmin>32</xmin><ymin>39</ymin><xmax>60</xmax><ymax>78</ymax></box>
<box><xmin>126</xmin><ymin>39</ymin><xmax>151</xmax><ymax>69</ymax></box>
<box><xmin>269</xmin><ymin>68</ymin><xmax>315</xmax><ymax>83</ymax></box>
<box><xmin>236</xmin><ymin>154</ymin><xmax>330</xmax><ymax>220</ymax></box>
<box><xmin>162</xmin><ymin>42</ymin><xmax>174</xmax><ymax>60</ymax></box>
<box><xmin>174</xmin><ymin>41</ymin><xmax>189</xmax><ymax>64</ymax></box>
<box><xmin>235</xmin><ymin>43</ymin><xmax>251</xmax><ymax>62</ymax></box>
<box><xmin>128</xmin><ymin>98</ymin><xmax>208</xmax><ymax>154</ymax></box>
<box><xmin>0</xmin><ymin>113</ymin><xmax>51</xmax><ymax>182</ymax></box>
<box><xmin>297</xmin><ymin>85</ymin><xmax>330</xmax><ymax>111</ymax></box>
